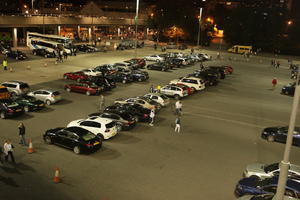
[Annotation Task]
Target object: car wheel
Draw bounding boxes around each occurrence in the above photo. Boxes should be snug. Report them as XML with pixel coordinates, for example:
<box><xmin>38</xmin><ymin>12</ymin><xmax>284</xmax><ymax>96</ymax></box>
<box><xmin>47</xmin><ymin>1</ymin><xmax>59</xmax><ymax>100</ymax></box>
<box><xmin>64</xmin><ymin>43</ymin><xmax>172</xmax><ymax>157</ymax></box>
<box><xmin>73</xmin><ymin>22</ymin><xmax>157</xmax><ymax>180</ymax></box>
<box><xmin>77</xmin><ymin>78</ymin><xmax>81</xmax><ymax>82</ymax></box>
<box><xmin>161</xmin><ymin>68</ymin><xmax>164</xmax><ymax>71</ymax></box>
<box><xmin>267</xmin><ymin>135</ymin><xmax>275</xmax><ymax>142</ymax></box>
<box><xmin>24</xmin><ymin>106</ymin><xmax>30</xmax><ymax>113</ymax></box>
<box><xmin>15</xmin><ymin>57</ymin><xmax>18</xmax><ymax>60</ymax></box>
<box><xmin>122</xmin><ymin>80</ymin><xmax>127</xmax><ymax>84</ymax></box>
<box><xmin>285</xmin><ymin>91</ymin><xmax>289</xmax><ymax>95</ymax></box>
<box><xmin>209</xmin><ymin>82</ymin><xmax>214</xmax><ymax>86</ymax></box>
<box><xmin>138</xmin><ymin>78</ymin><xmax>142</xmax><ymax>82</ymax></box>
<box><xmin>44</xmin><ymin>136</ymin><xmax>53</xmax><ymax>144</ymax></box>
<box><xmin>86</xmin><ymin>91</ymin><xmax>91</xmax><ymax>96</ymax></box>
<box><xmin>33</xmin><ymin>51</ymin><xmax>37</xmax><ymax>55</ymax></box>
<box><xmin>45</xmin><ymin>100</ymin><xmax>51</xmax><ymax>106</ymax></box>
<box><xmin>44</xmin><ymin>54</ymin><xmax>48</xmax><ymax>58</ymax></box>
<box><xmin>174</xmin><ymin>94</ymin><xmax>180</xmax><ymax>100</ymax></box>
<box><xmin>66</xmin><ymin>88</ymin><xmax>71</xmax><ymax>92</ymax></box>
<box><xmin>0</xmin><ymin>112</ymin><xmax>6</xmax><ymax>119</ymax></box>
<box><xmin>64</xmin><ymin>75</ymin><xmax>68</xmax><ymax>80</ymax></box>
<box><xmin>73</xmin><ymin>146</ymin><xmax>81</xmax><ymax>154</ymax></box>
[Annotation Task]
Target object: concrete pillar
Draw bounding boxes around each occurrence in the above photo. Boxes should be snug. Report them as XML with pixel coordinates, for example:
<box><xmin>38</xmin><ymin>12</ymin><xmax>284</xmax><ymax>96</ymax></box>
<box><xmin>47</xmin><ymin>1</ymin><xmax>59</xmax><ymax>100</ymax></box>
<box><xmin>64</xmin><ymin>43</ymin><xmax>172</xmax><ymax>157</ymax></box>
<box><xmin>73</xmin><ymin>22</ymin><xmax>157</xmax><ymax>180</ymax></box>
<box><xmin>12</xmin><ymin>28</ymin><xmax>18</xmax><ymax>48</ymax></box>
<box><xmin>88</xmin><ymin>27</ymin><xmax>92</xmax><ymax>42</ymax></box>
<box><xmin>117</xmin><ymin>28</ymin><xmax>120</xmax><ymax>37</ymax></box>
<box><xmin>57</xmin><ymin>25</ymin><xmax>61</xmax><ymax>36</ymax></box>
<box><xmin>77</xmin><ymin>25</ymin><xmax>80</xmax><ymax>39</ymax></box>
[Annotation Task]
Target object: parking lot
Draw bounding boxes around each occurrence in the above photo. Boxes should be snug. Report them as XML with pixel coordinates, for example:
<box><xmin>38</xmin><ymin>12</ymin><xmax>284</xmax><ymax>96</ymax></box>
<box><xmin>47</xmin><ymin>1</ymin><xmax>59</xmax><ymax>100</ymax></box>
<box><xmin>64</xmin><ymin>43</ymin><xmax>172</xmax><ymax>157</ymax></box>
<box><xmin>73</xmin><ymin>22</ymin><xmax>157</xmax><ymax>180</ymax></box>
<box><xmin>0</xmin><ymin>46</ymin><xmax>300</xmax><ymax>200</ymax></box>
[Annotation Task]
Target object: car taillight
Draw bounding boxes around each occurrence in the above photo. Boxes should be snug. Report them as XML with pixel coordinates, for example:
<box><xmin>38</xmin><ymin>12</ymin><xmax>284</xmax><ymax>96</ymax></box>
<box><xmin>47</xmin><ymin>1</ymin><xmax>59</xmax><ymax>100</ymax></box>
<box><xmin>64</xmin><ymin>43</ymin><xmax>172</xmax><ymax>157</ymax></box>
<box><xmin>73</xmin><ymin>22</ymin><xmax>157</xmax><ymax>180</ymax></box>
<box><xmin>8</xmin><ymin>108</ymin><xmax>14</xmax><ymax>113</ymax></box>
<box><xmin>85</xmin><ymin>143</ymin><xmax>93</xmax><ymax>147</ymax></box>
<box><xmin>144</xmin><ymin>114</ymin><xmax>149</xmax><ymax>117</ymax></box>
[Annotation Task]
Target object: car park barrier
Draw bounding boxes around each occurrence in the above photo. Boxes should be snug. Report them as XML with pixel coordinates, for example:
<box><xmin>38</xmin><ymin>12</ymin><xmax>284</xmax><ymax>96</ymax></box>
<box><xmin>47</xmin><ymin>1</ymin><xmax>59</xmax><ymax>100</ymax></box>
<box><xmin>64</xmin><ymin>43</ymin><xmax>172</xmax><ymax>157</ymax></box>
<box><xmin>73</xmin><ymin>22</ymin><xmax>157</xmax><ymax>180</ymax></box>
<box><xmin>53</xmin><ymin>168</ymin><xmax>61</xmax><ymax>183</ymax></box>
<box><xmin>27</xmin><ymin>139</ymin><xmax>34</xmax><ymax>153</ymax></box>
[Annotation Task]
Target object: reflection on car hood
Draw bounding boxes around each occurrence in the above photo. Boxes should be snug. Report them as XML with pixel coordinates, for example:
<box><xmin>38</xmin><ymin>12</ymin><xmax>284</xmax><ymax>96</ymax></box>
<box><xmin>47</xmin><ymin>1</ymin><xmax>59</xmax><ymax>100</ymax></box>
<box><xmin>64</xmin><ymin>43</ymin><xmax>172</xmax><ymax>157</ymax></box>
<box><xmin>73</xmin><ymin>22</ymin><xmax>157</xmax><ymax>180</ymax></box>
<box><xmin>246</xmin><ymin>163</ymin><xmax>265</xmax><ymax>175</ymax></box>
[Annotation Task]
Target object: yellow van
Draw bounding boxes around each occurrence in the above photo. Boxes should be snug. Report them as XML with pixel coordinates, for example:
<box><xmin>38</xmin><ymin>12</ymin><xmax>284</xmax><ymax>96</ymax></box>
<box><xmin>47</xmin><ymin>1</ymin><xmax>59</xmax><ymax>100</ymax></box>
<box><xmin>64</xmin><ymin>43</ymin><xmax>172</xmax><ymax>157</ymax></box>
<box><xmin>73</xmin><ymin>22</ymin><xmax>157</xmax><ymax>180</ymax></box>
<box><xmin>228</xmin><ymin>45</ymin><xmax>252</xmax><ymax>54</ymax></box>
<box><xmin>0</xmin><ymin>86</ymin><xmax>10</xmax><ymax>100</ymax></box>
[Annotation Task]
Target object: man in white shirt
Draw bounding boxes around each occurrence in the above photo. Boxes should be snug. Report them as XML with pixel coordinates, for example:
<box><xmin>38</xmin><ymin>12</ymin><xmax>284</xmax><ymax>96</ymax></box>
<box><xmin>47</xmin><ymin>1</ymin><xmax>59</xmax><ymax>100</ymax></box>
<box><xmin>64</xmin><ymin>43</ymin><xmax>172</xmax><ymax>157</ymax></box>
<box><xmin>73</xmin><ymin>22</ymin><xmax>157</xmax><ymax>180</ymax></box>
<box><xmin>149</xmin><ymin>109</ymin><xmax>155</xmax><ymax>126</ymax></box>
<box><xmin>175</xmin><ymin>100</ymin><xmax>182</xmax><ymax>116</ymax></box>
<box><xmin>3</xmin><ymin>140</ymin><xmax>15</xmax><ymax>163</ymax></box>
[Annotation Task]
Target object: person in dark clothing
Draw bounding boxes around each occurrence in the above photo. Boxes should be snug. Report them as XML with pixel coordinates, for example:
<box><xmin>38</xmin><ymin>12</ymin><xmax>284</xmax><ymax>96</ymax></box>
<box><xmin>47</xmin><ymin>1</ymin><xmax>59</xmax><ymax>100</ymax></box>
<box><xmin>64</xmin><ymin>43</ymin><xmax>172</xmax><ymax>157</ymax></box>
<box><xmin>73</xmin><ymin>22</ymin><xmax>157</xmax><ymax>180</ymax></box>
<box><xmin>63</xmin><ymin>51</ymin><xmax>68</xmax><ymax>60</ymax></box>
<box><xmin>18</xmin><ymin>122</ymin><xmax>26</xmax><ymax>146</ymax></box>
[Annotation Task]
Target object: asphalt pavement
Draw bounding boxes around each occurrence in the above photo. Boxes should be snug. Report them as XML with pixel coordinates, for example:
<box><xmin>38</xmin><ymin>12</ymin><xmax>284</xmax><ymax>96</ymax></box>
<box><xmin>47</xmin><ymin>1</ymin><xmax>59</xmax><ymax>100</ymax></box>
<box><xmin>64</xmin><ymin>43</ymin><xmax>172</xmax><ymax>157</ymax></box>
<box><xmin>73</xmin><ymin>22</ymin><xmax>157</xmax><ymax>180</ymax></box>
<box><xmin>0</xmin><ymin>47</ymin><xmax>300</xmax><ymax>200</ymax></box>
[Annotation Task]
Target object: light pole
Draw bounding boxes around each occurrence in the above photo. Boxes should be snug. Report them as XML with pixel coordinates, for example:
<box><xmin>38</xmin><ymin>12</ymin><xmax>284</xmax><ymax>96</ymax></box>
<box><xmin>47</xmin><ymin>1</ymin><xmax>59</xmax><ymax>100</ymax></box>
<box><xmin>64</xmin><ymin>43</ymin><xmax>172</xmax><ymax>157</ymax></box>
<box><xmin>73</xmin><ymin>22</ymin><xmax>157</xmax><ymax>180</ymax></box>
<box><xmin>197</xmin><ymin>7</ymin><xmax>203</xmax><ymax>47</ymax></box>
<box><xmin>134</xmin><ymin>0</ymin><xmax>139</xmax><ymax>58</ymax></box>
<box><xmin>275</xmin><ymin>72</ymin><xmax>300</xmax><ymax>200</ymax></box>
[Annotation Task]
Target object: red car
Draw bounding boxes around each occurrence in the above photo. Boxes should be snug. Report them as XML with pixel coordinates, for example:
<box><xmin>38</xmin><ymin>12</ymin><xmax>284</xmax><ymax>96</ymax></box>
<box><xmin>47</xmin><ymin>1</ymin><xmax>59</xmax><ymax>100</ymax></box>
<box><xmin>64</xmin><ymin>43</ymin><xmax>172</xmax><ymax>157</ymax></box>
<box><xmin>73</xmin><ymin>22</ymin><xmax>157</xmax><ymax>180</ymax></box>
<box><xmin>171</xmin><ymin>83</ymin><xmax>195</xmax><ymax>95</ymax></box>
<box><xmin>130</xmin><ymin>58</ymin><xmax>146</xmax><ymax>68</ymax></box>
<box><xmin>63</xmin><ymin>71</ymin><xmax>89</xmax><ymax>82</ymax></box>
<box><xmin>64</xmin><ymin>82</ymin><xmax>103</xmax><ymax>96</ymax></box>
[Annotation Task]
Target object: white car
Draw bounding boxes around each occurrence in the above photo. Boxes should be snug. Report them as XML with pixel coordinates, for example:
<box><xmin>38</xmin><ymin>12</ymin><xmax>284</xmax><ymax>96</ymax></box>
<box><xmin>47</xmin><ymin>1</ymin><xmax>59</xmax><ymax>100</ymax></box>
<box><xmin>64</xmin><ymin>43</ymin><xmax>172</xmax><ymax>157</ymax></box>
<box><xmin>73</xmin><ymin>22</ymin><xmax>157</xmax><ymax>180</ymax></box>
<box><xmin>170</xmin><ymin>77</ymin><xmax>205</xmax><ymax>91</ymax></box>
<box><xmin>81</xmin><ymin>69</ymin><xmax>101</xmax><ymax>76</ymax></box>
<box><xmin>144</xmin><ymin>55</ymin><xmax>164</xmax><ymax>62</ymax></box>
<box><xmin>144</xmin><ymin>93</ymin><xmax>170</xmax><ymax>107</ymax></box>
<box><xmin>1</xmin><ymin>81</ymin><xmax>30</xmax><ymax>96</ymax></box>
<box><xmin>67</xmin><ymin>116</ymin><xmax>118</xmax><ymax>140</ymax></box>
<box><xmin>113</xmin><ymin>62</ymin><xmax>132</xmax><ymax>71</ymax></box>
<box><xmin>198</xmin><ymin>53</ymin><xmax>210</xmax><ymax>60</ymax></box>
<box><xmin>160</xmin><ymin>84</ymin><xmax>188</xmax><ymax>99</ymax></box>
<box><xmin>27</xmin><ymin>89</ymin><xmax>61</xmax><ymax>105</ymax></box>
<box><xmin>114</xmin><ymin>97</ymin><xmax>157</xmax><ymax>110</ymax></box>
<box><xmin>243</xmin><ymin>162</ymin><xmax>300</xmax><ymax>180</ymax></box>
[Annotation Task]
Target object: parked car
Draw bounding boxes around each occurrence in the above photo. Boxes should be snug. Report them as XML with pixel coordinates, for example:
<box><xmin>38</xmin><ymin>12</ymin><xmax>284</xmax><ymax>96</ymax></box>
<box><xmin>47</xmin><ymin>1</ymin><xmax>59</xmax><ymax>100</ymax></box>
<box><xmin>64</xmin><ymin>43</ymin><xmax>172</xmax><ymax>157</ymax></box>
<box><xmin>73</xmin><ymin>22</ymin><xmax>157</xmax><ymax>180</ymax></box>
<box><xmin>113</xmin><ymin>62</ymin><xmax>133</xmax><ymax>71</ymax></box>
<box><xmin>88</xmin><ymin>112</ymin><xmax>136</xmax><ymax>131</ymax></box>
<box><xmin>282</xmin><ymin>82</ymin><xmax>296</xmax><ymax>96</ymax></box>
<box><xmin>6</xmin><ymin>50</ymin><xmax>27</xmax><ymax>60</ymax></box>
<box><xmin>166</xmin><ymin>42</ymin><xmax>178</xmax><ymax>49</ymax></box>
<box><xmin>144</xmin><ymin>55</ymin><xmax>164</xmax><ymax>62</ymax></box>
<box><xmin>147</xmin><ymin>62</ymin><xmax>169</xmax><ymax>71</ymax></box>
<box><xmin>63</xmin><ymin>71</ymin><xmax>89</xmax><ymax>82</ymax></box>
<box><xmin>237</xmin><ymin>194</ymin><xmax>298</xmax><ymax>200</ymax></box>
<box><xmin>104</xmin><ymin>103</ymin><xmax>151</xmax><ymax>122</ymax></box>
<box><xmin>0</xmin><ymin>86</ymin><xmax>10</xmax><ymax>100</ymax></box>
<box><xmin>234</xmin><ymin>176</ymin><xmax>300</xmax><ymax>198</ymax></box>
<box><xmin>27</xmin><ymin>89</ymin><xmax>62</xmax><ymax>105</ymax></box>
<box><xmin>160</xmin><ymin>84</ymin><xmax>189</xmax><ymax>99</ymax></box>
<box><xmin>111</xmin><ymin>71</ymin><xmax>134</xmax><ymax>84</ymax></box>
<box><xmin>144</xmin><ymin>93</ymin><xmax>170</xmax><ymax>107</ymax></box>
<box><xmin>0</xmin><ymin>99</ymin><xmax>24</xmax><ymax>119</ymax></box>
<box><xmin>127</xmin><ymin>58</ymin><xmax>146</xmax><ymax>68</ymax></box>
<box><xmin>130</xmin><ymin>70</ymin><xmax>149</xmax><ymax>81</ymax></box>
<box><xmin>169</xmin><ymin>77</ymin><xmax>205</xmax><ymax>91</ymax></box>
<box><xmin>76</xmin><ymin>44</ymin><xmax>95</xmax><ymax>53</ymax></box>
<box><xmin>94</xmin><ymin>64</ymin><xmax>118</xmax><ymax>75</ymax></box>
<box><xmin>188</xmin><ymin>71</ymin><xmax>219</xmax><ymax>86</ymax></box>
<box><xmin>209</xmin><ymin>66</ymin><xmax>226</xmax><ymax>79</ymax></box>
<box><xmin>243</xmin><ymin>162</ymin><xmax>300</xmax><ymax>180</ymax></box>
<box><xmin>261</xmin><ymin>126</ymin><xmax>300</xmax><ymax>146</ymax></box>
<box><xmin>64</xmin><ymin>82</ymin><xmax>103</xmax><ymax>96</ymax></box>
<box><xmin>43</xmin><ymin>126</ymin><xmax>102</xmax><ymax>154</ymax></box>
<box><xmin>32</xmin><ymin>49</ymin><xmax>55</xmax><ymax>58</ymax></box>
<box><xmin>198</xmin><ymin>53</ymin><xmax>210</xmax><ymax>60</ymax></box>
<box><xmin>114</xmin><ymin>97</ymin><xmax>158</xmax><ymax>110</ymax></box>
<box><xmin>80</xmin><ymin>69</ymin><xmax>102</xmax><ymax>76</ymax></box>
<box><xmin>171</xmin><ymin>83</ymin><xmax>195</xmax><ymax>95</ymax></box>
<box><xmin>87</xmin><ymin>76</ymin><xmax>116</xmax><ymax>90</ymax></box>
<box><xmin>1</xmin><ymin>81</ymin><xmax>30</xmax><ymax>96</ymax></box>
<box><xmin>67</xmin><ymin>116</ymin><xmax>119</xmax><ymax>140</ymax></box>
<box><xmin>13</xmin><ymin>95</ymin><xmax>45</xmax><ymax>112</ymax></box>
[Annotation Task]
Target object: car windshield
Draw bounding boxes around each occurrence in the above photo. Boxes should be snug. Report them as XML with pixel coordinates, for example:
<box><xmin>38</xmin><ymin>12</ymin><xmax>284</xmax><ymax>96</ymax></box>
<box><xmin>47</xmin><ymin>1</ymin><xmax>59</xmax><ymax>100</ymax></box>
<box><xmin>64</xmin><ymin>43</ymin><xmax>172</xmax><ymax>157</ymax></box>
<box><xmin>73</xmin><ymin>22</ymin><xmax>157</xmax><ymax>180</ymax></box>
<box><xmin>81</xmin><ymin>132</ymin><xmax>96</xmax><ymax>141</ymax></box>
<box><xmin>105</xmin><ymin>122</ymin><xmax>115</xmax><ymax>128</ymax></box>
<box><xmin>264</xmin><ymin>163</ymin><xmax>279</xmax><ymax>173</ymax></box>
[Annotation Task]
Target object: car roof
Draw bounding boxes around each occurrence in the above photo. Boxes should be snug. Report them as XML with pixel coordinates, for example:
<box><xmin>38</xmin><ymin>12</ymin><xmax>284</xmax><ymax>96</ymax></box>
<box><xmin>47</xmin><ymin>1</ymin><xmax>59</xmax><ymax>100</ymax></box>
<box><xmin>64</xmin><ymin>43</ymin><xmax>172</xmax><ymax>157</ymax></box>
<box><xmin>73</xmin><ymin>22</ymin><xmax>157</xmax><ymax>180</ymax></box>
<box><xmin>86</xmin><ymin>116</ymin><xmax>113</xmax><ymax>124</ymax></box>
<box><xmin>64</xmin><ymin>126</ymin><xmax>91</xmax><ymax>136</ymax></box>
<box><xmin>33</xmin><ymin>89</ymin><xmax>57</xmax><ymax>93</ymax></box>
<box><xmin>3</xmin><ymin>81</ymin><xmax>27</xmax><ymax>84</ymax></box>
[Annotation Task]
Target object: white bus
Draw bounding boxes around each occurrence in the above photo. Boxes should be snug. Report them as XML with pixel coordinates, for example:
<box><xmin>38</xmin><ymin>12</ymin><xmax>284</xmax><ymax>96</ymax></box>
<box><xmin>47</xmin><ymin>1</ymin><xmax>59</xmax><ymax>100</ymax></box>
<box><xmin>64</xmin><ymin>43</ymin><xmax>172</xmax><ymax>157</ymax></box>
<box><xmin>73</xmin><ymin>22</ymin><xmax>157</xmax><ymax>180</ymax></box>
<box><xmin>29</xmin><ymin>38</ymin><xmax>62</xmax><ymax>53</ymax></box>
<box><xmin>27</xmin><ymin>32</ymin><xmax>72</xmax><ymax>54</ymax></box>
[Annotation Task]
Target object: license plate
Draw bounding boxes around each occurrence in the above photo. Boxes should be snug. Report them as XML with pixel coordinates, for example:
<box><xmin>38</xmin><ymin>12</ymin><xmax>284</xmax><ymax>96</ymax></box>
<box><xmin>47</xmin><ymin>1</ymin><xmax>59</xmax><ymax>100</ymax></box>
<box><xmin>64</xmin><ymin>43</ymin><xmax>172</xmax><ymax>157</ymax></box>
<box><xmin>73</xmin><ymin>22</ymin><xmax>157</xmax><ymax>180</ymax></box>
<box><xmin>93</xmin><ymin>142</ymin><xmax>100</xmax><ymax>145</ymax></box>
<box><xmin>16</xmin><ymin>109</ymin><xmax>21</xmax><ymax>112</ymax></box>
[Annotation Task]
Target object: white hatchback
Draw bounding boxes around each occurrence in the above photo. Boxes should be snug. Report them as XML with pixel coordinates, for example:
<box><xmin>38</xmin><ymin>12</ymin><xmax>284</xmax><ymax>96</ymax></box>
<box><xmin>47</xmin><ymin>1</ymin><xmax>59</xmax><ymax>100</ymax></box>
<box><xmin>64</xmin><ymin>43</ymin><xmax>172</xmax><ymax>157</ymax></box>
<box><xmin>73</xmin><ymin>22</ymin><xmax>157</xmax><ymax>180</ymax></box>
<box><xmin>81</xmin><ymin>69</ymin><xmax>101</xmax><ymax>76</ymax></box>
<box><xmin>170</xmin><ymin>77</ymin><xmax>205</xmax><ymax>91</ymax></box>
<box><xmin>144</xmin><ymin>93</ymin><xmax>170</xmax><ymax>107</ymax></box>
<box><xmin>144</xmin><ymin>55</ymin><xmax>164</xmax><ymax>62</ymax></box>
<box><xmin>67</xmin><ymin>116</ymin><xmax>118</xmax><ymax>140</ymax></box>
<box><xmin>27</xmin><ymin>89</ymin><xmax>62</xmax><ymax>105</ymax></box>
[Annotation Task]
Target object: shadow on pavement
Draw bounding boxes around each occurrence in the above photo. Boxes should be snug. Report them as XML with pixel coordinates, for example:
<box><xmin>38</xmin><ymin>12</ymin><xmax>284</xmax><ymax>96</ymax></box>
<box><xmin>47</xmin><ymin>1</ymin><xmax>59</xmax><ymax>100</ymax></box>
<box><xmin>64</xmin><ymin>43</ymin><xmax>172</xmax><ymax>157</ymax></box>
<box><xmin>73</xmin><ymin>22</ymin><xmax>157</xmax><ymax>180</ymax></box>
<box><xmin>35</xmin><ymin>107</ymin><xmax>55</xmax><ymax>113</ymax></box>
<box><xmin>108</xmin><ymin>133</ymin><xmax>141</xmax><ymax>144</ymax></box>
<box><xmin>0</xmin><ymin>165</ymin><xmax>22</xmax><ymax>174</ymax></box>
<box><xmin>0</xmin><ymin>175</ymin><xmax>19</xmax><ymax>187</ymax></box>
<box><xmin>10</xmin><ymin>114</ymin><xmax>34</xmax><ymax>121</ymax></box>
<box><xmin>91</xmin><ymin>146</ymin><xmax>121</xmax><ymax>160</ymax></box>
<box><xmin>15</xmin><ymin>162</ymin><xmax>36</xmax><ymax>172</ymax></box>
<box><xmin>52</xmin><ymin>99</ymin><xmax>73</xmax><ymax>106</ymax></box>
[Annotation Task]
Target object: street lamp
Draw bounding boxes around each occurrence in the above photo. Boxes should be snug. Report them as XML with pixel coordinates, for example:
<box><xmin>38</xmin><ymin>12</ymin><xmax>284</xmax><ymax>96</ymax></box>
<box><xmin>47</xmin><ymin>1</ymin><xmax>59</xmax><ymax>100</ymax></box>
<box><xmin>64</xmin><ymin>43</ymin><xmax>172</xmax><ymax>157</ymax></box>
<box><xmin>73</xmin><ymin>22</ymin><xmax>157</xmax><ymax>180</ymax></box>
<box><xmin>197</xmin><ymin>7</ymin><xmax>203</xmax><ymax>47</ymax></box>
<box><xmin>275</xmin><ymin>72</ymin><xmax>300</xmax><ymax>200</ymax></box>
<box><xmin>134</xmin><ymin>0</ymin><xmax>140</xmax><ymax>58</ymax></box>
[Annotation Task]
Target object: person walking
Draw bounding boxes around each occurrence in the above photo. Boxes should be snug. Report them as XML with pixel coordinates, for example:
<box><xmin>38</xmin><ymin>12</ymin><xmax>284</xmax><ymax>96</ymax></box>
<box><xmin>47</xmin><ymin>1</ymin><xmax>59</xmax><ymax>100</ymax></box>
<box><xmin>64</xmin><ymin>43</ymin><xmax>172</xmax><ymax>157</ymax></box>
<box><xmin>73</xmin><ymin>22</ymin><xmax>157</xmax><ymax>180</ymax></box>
<box><xmin>272</xmin><ymin>77</ymin><xmax>278</xmax><ymax>90</ymax></box>
<box><xmin>156</xmin><ymin>85</ymin><xmax>161</xmax><ymax>93</ymax></box>
<box><xmin>150</xmin><ymin>84</ymin><xmax>155</xmax><ymax>93</ymax></box>
<box><xmin>18</xmin><ymin>122</ymin><xmax>26</xmax><ymax>146</ymax></box>
<box><xmin>3</xmin><ymin>58</ymin><xmax>8</xmax><ymax>70</ymax></box>
<box><xmin>276</xmin><ymin>61</ymin><xmax>280</xmax><ymax>68</ymax></box>
<box><xmin>149</xmin><ymin>109</ymin><xmax>155</xmax><ymax>126</ymax></box>
<box><xmin>175</xmin><ymin>100</ymin><xmax>182</xmax><ymax>116</ymax></box>
<box><xmin>63</xmin><ymin>51</ymin><xmax>68</xmax><ymax>60</ymax></box>
<box><xmin>174</xmin><ymin>117</ymin><xmax>181</xmax><ymax>133</ymax></box>
<box><xmin>3</xmin><ymin>140</ymin><xmax>15</xmax><ymax>164</ymax></box>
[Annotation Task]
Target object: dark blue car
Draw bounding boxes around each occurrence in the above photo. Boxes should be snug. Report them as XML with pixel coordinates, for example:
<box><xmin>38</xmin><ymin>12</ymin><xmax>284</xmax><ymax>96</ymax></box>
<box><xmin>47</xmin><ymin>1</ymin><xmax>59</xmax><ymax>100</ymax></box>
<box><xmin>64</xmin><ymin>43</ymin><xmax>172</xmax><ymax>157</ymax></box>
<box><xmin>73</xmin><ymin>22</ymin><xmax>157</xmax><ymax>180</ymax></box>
<box><xmin>235</xmin><ymin>176</ymin><xmax>300</xmax><ymax>198</ymax></box>
<box><xmin>281</xmin><ymin>82</ymin><xmax>296</xmax><ymax>96</ymax></box>
<box><xmin>261</xmin><ymin>126</ymin><xmax>300</xmax><ymax>146</ymax></box>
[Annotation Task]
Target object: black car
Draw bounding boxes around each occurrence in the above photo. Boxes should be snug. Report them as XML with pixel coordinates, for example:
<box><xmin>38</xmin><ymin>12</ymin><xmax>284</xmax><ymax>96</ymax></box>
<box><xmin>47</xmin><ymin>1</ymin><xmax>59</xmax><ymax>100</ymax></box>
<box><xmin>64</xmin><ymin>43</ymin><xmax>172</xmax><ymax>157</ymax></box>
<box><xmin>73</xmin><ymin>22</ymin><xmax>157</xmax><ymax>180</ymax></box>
<box><xmin>104</xmin><ymin>103</ymin><xmax>151</xmax><ymax>122</ymax></box>
<box><xmin>6</xmin><ymin>50</ymin><xmax>27</xmax><ymax>60</ymax></box>
<box><xmin>282</xmin><ymin>82</ymin><xmax>296</xmax><ymax>96</ymax></box>
<box><xmin>88</xmin><ymin>112</ymin><xmax>136</xmax><ymax>130</ymax></box>
<box><xmin>32</xmin><ymin>49</ymin><xmax>55</xmax><ymax>58</ymax></box>
<box><xmin>110</xmin><ymin>72</ymin><xmax>134</xmax><ymax>84</ymax></box>
<box><xmin>147</xmin><ymin>63</ymin><xmax>169</xmax><ymax>71</ymax></box>
<box><xmin>208</xmin><ymin>66</ymin><xmax>226</xmax><ymax>79</ymax></box>
<box><xmin>166</xmin><ymin>58</ymin><xmax>183</xmax><ymax>67</ymax></box>
<box><xmin>94</xmin><ymin>64</ymin><xmax>118</xmax><ymax>75</ymax></box>
<box><xmin>130</xmin><ymin>70</ymin><xmax>149</xmax><ymax>82</ymax></box>
<box><xmin>261</xmin><ymin>126</ymin><xmax>300</xmax><ymax>146</ymax></box>
<box><xmin>43</xmin><ymin>126</ymin><xmax>102</xmax><ymax>154</ymax></box>
<box><xmin>76</xmin><ymin>44</ymin><xmax>95</xmax><ymax>53</ymax></box>
<box><xmin>88</xmin><ymin>76</ymin><xmax>116</xmax><ymax>90</ymax></box>
<box><xmin>188</xmin><ymin>71</ymin><xmax>219</xmax><ymax>86</ymax></box>
<box><xmin>13</xmin><ymin>95</ymin><xmax>45</xmax><ymax>112</ymax></box>
<box><xmin>0</xmin><ymin>99</ymin><xmax>24</xmax><ymax>119</ymax></box>
<box><xmin>124</xmin><ymin>60</ymin><xmax>140</xmax><ymax>70</ymax></box>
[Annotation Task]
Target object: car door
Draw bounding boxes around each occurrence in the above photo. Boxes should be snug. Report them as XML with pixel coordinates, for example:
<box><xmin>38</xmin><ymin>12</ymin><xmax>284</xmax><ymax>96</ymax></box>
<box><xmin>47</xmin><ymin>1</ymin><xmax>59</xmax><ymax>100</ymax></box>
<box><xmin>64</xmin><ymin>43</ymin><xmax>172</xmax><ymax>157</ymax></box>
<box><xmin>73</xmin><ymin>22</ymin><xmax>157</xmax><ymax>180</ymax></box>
<box><xmin>32</xmin><ymin>91</ymin><xmax>44</xmax><ymax>101</ymax></box>
<box><xmin>64</xmin><ymin>132</ymin><xmax>79</xmax><ymax>149</ymax></box>
<box><xmin>276</xmin><ymin>128</ymin><xmax>288</xmax><ymax>142</ymax></box>
<box><xmin>292</xmin><ymin>129</ymin><xmax>300</xmax><ymax>146</ymax></box>
<box><xmin>55</xmin><ymin>130</ymin><xmax>68</xmax><ymax>146</ymax></box>
<box><xmin>80</xmin><ymin>121</ymin><xmax>102</xmax><ymax>134</ymax></box>
<box><xmin>41</xmin><ymin>91</ymin><xmax>50</xmax><ymax>102</ymax></box>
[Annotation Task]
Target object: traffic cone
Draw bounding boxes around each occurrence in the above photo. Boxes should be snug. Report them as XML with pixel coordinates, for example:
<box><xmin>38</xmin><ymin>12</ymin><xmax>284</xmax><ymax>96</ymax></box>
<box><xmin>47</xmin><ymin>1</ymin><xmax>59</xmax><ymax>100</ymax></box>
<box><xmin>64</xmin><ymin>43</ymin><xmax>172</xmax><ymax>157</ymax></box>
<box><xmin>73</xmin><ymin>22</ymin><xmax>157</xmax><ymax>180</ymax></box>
<box><xmin>9</xmin><ymin>67</ymin><xmax>13</xmax><ymax>72</ymax></box>
<box><xmin>28</xmin><ymin>139</ymin><xmax>34</xmax><ymax>153</ymax></box>
<box><xmin>53</xmin><ymin>168</ymin><xmax>60</xmax><ymax>183</ymax></box>
<box><xmin>26</xmin><ymin>65</ymin><xmax>31</xmax><ymax>70</ymax></box>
